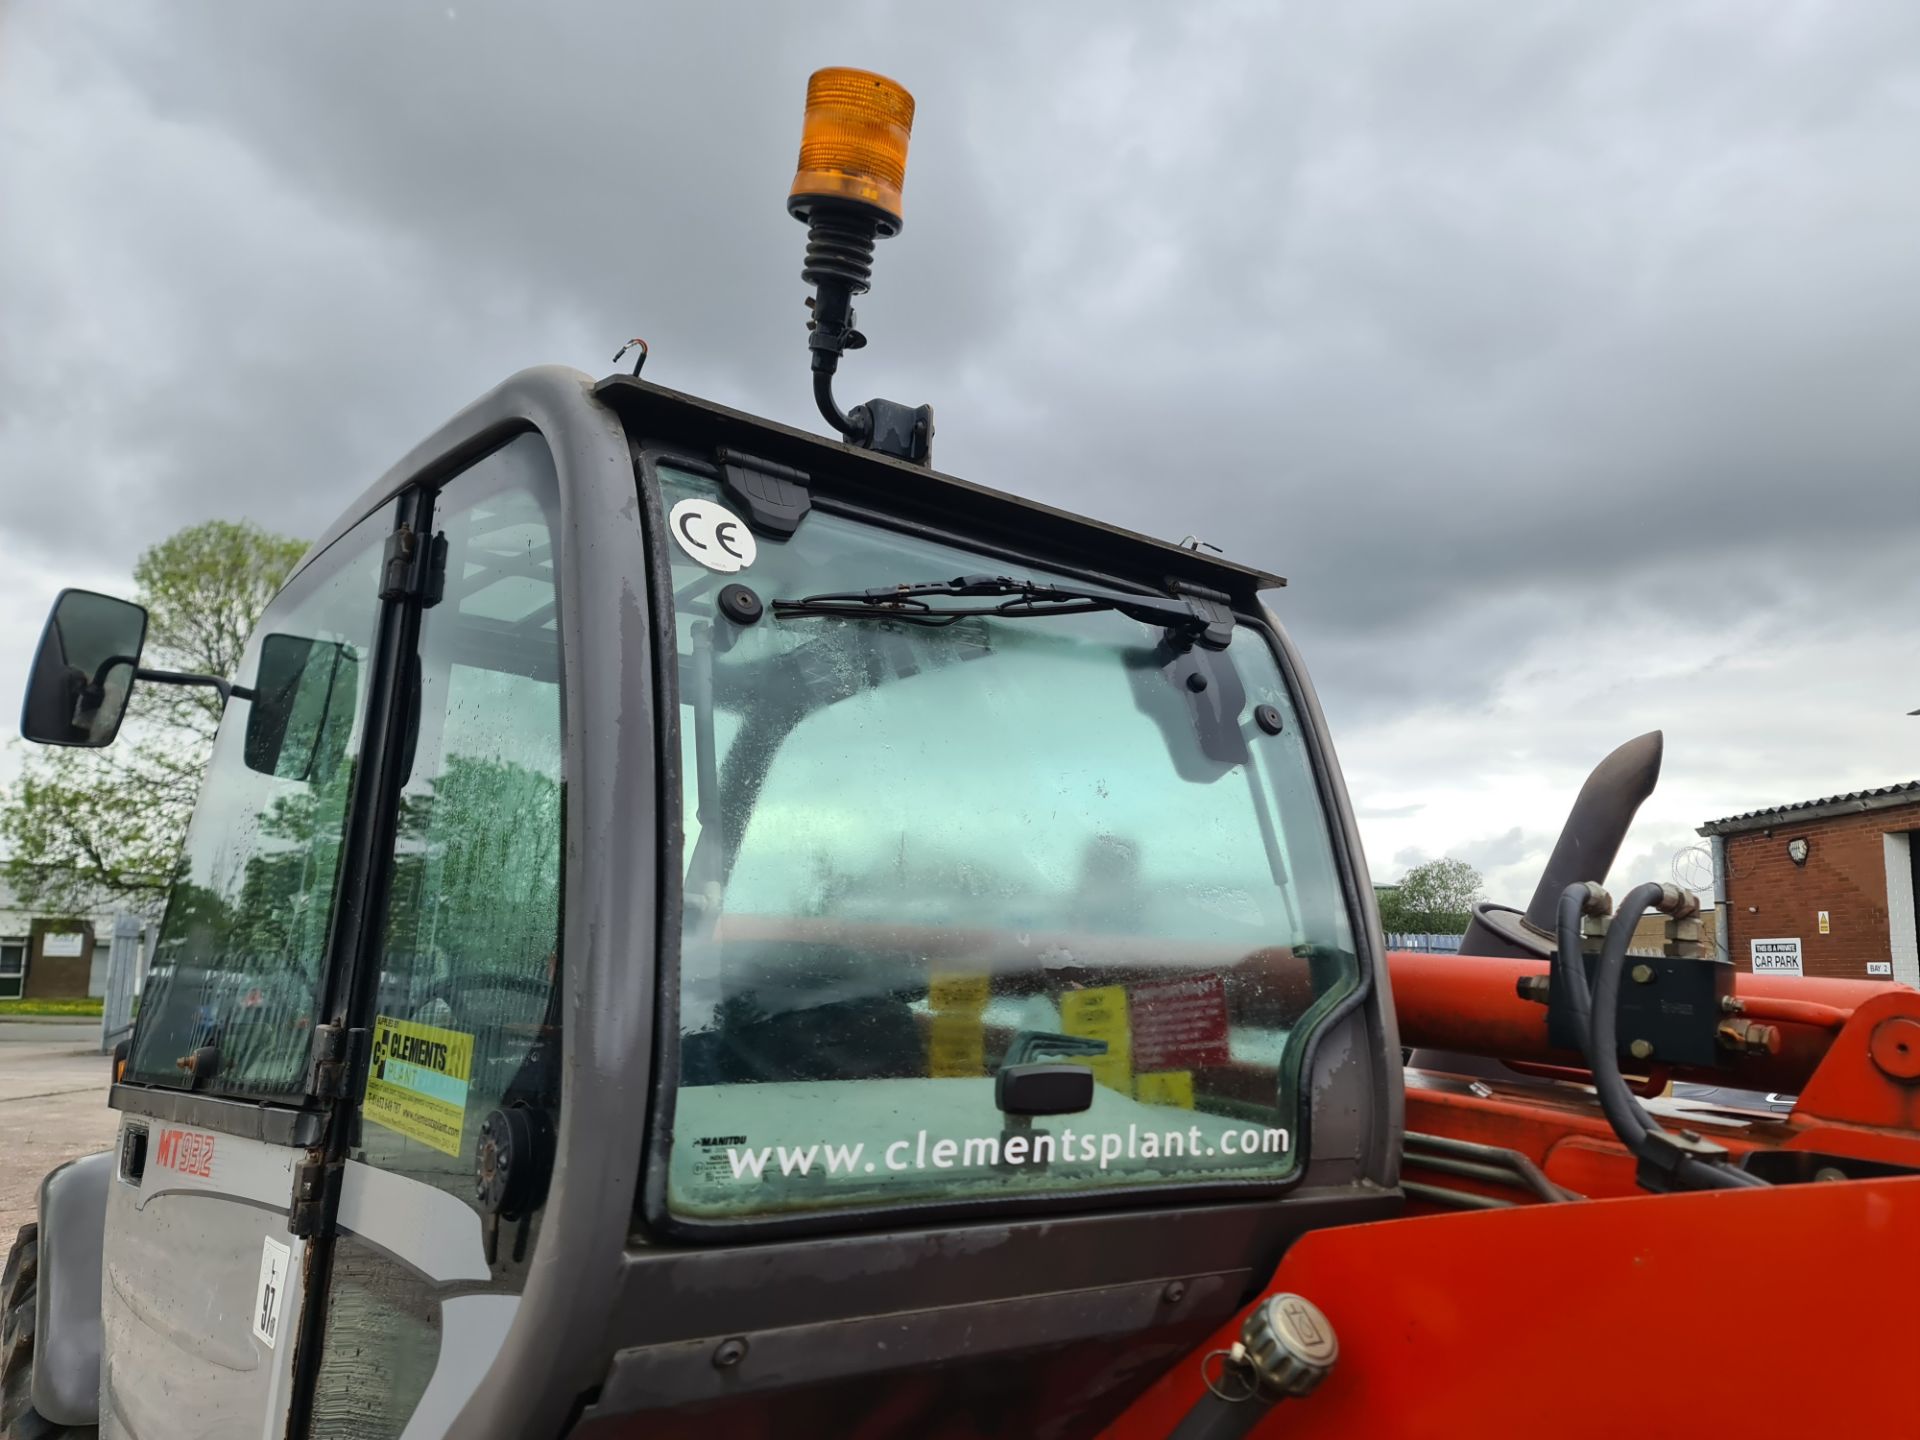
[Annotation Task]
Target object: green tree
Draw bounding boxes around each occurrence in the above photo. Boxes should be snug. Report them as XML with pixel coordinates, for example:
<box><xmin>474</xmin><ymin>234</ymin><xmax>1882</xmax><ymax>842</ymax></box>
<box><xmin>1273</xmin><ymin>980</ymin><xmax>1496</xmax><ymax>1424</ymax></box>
<box><xmin>1377</xmin><ymin>857</ymin><xmax>1483</xmax><ymax>936</ymax></box>
<box><xmin>2</xmin><ymin>520</ymin><xmax>307</xmax><ymax>912</ymax></box>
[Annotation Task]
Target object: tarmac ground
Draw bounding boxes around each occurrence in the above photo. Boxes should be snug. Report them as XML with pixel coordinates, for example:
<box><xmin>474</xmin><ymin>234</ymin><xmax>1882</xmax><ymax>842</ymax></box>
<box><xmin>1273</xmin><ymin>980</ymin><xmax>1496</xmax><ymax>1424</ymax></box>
<box><xmin>1</xmin><ymin>1018</ymin><xmax>119</xmax><ymax>1274</ymax></box>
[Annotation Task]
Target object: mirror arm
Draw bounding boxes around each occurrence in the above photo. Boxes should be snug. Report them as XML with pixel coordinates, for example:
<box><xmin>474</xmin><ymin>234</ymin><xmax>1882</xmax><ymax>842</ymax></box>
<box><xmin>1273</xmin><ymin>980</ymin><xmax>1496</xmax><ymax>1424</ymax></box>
<box><xmin>132</xmin><ymin>668</ymin><xmax>254</xmax><ymax>706</ymax></box>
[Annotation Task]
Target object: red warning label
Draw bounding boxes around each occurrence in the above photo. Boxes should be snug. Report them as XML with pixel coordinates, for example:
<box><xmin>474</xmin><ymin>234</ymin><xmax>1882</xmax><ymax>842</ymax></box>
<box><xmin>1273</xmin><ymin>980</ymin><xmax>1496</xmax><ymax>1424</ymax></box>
<box><xmin>1130</xmin><ymin>975</ymin><xmax>1231</xmax><ymax>1073</ymax></box>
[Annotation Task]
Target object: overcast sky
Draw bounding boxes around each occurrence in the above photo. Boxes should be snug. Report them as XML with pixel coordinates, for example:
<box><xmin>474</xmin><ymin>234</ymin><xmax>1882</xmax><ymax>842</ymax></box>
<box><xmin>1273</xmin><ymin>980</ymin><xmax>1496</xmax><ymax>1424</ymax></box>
<box><xmin>4</xmin><ymin>1</ymin><xmax>1917</xmax><ymax>907</ymax></box>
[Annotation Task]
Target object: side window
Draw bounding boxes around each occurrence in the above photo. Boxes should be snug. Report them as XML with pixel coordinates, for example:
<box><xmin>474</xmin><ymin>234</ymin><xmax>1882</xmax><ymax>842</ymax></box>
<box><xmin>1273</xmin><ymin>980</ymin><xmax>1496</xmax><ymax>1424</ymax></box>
<box><xmin>352</xmin><ymin>434</ymin><xmax>565</xmax><ymax>1222</ymax></box>
<box><xmin>0</xmin><ymin>939</ymin><xmax>25</xmax><ymax>999</ymax></box>
<box><xmin>127</xmin><ymin>504</ymin><xmax>392</xmax><ymax>1095</ymax></box>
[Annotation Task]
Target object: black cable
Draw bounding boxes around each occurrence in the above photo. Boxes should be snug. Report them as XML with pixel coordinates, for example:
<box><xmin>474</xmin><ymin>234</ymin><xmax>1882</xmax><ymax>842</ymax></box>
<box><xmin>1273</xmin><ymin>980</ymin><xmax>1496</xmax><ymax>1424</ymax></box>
<box><xmin>812</xmin><ymin>366</ymin><xmax>860</xmax><ymax>439</ymax></box>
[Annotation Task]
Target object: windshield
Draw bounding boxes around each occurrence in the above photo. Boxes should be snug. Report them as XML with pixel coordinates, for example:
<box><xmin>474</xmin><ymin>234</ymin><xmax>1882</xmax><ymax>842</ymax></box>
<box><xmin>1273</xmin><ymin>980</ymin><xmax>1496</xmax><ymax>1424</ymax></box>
<box><xmin>657</xmin><ymin>465</ymin><xmax>1359</xmax><ymax>1221</ymax></box>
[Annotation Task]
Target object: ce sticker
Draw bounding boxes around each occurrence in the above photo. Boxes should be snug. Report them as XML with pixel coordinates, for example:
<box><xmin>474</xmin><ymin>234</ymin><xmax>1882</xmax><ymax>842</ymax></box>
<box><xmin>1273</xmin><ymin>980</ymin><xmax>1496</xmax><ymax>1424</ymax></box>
<box><xmin>668</xmin><ymin>498</ymin><xmax>757</xmax><ymax>574</ymax></box>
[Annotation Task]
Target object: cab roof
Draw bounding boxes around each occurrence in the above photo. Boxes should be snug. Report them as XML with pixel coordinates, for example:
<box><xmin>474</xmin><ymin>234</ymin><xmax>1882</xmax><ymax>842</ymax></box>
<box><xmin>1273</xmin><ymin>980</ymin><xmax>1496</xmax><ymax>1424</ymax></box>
<box><xmin>595</xmin><ymin>374</ymin><xmax>1286</xmax><ymax>602</ymax></box>
<box><xmin>297</xmin><ymin>366</ymin><xmax>1286</xmax><ymax>605</ymax></box>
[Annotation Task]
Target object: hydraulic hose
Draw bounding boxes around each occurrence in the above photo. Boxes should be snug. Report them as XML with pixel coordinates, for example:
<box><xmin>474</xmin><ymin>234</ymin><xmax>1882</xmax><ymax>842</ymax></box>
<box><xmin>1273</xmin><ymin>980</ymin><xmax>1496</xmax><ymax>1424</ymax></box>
<box><xmin>1586</xmin><ymin>883</ymin><xmax>1662</xmax><ymax>1153</ymax></box>
<box><xmin>1589</xmin><ymin>883</ymin><xmax>1766</xmax><ymax>1191</ymax></box>
<box><xmin>1554</xmin><ymin>882</ymin><xmax>1600</xmax><ymax>1045</ymax></box>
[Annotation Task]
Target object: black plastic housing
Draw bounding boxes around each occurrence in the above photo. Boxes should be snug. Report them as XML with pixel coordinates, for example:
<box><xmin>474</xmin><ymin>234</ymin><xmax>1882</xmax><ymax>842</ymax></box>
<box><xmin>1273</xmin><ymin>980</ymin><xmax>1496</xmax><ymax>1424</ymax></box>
<box><xmin>1548</xmin><ymin>950</ymin><xmax>1734</xmax><ymax>1068</ymax></box>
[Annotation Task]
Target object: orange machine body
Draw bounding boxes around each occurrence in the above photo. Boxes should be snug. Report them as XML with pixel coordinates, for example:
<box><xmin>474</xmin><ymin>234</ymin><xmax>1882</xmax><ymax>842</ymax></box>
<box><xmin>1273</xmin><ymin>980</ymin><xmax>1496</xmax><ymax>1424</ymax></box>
<box><xmin>1099</xmin><ymin>951</ymin><xmax>1920</xmax><ymax>1436</ymax></box>
<box><xmin>1392</xmin><ymin>949</ymin><xmax>1920</xmax><ymax>1202</ymax></box>
<box><xmin>1105</xmin><ymin>1172</ymin><xmax>1920</xmax><ymax>1438</ymax></box>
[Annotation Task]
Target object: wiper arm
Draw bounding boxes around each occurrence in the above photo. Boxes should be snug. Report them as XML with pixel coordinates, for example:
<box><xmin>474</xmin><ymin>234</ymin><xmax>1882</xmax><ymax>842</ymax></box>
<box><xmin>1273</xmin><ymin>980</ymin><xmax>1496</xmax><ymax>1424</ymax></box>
<box><xmin>771</xmin><ymin>574</ymin><xmax>1233</xmax><ymax>649</ymax></box>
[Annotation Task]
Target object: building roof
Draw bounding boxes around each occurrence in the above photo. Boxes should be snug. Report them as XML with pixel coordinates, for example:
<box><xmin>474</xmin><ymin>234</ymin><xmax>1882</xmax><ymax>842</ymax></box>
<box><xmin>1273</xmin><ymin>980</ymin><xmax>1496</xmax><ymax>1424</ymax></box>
<box><xmin>1698</xmin><ymin>782</ymin><xmax>1920</xmax><ymax>836</ymax></box>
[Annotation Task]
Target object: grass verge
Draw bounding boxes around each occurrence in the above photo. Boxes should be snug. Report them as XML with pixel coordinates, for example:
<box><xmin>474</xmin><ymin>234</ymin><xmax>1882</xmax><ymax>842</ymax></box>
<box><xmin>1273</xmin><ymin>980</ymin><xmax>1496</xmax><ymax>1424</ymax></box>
<box><xmin>0</xmin><ymin>997</ymin><xmax>104</xmax><ymax>1017</ymax></box>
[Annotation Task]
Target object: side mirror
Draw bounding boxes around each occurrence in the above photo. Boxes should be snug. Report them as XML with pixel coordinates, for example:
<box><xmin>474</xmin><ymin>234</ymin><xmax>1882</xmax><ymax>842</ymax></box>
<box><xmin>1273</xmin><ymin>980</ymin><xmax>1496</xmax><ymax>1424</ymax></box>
<box><xmin>245</xmin><ymin>633</ymin><xmax>359</xmax><ymax>783</ymax></box>
<box><xmin>21</xmin><ymin>590</ymin><xmax>150</xmax><ymax>748</ymax></box>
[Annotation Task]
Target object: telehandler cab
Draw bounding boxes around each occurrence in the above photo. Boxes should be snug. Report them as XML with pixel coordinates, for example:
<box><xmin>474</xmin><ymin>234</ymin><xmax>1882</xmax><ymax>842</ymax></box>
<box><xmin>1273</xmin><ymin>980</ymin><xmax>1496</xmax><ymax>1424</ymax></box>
<box><xmin>5</xmin><ymin>69</ymin><xmax>1396</xmax><ymax>1439</ymax></box>
<box><xmin>6</xmin><ymin>66</ymin><xmax>1918</xmax><ymax>1440</ymax></box>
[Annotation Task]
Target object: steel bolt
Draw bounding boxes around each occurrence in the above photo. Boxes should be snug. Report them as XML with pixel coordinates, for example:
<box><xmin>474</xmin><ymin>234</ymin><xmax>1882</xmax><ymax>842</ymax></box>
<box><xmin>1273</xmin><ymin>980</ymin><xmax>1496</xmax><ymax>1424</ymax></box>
<box><xmin>1629</xmin><ymin>1039</ymin><xmax>1655</xmax><ymax>1061</ymax></box>
<box><xmin>713</xmin><ymin>1337</ymin><xmax>748</xmax><ymax>1369</ymax></box>
<box><xmin>1163</xmin><ymin>1281</ymin><xmax>1187</xmax><ymax>1304</ymax></box>
<box><xmin>1631</xmin><ymin>964</ymin><xmax>1655</xmax><ymax>984</ymax></box>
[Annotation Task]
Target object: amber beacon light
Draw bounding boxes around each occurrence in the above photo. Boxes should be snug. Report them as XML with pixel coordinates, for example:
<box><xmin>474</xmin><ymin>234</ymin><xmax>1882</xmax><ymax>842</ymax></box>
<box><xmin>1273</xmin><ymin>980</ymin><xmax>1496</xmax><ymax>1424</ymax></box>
<box><xmin>789</xmin><ymin>67</ymin><xmax>915</xmax><ymax>231</ymax></box>
<box><xmin>787</xmin><ymin>67</ymin><xmax>933</xmax><ymax>464</ymax></box>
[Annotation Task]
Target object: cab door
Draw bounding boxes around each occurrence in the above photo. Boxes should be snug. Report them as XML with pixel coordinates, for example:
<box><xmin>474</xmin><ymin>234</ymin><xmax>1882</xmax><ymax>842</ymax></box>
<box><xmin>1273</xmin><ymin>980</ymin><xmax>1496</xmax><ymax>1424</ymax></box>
<box><xmin>101</xmin><ymin>498</ymin><xmax>399</xmax><ymax>1440</ymax></box>
<box><xmin>296</xmin><ymin>433</ymin><xmax>568</xmax><ymax>1438</ymax></box>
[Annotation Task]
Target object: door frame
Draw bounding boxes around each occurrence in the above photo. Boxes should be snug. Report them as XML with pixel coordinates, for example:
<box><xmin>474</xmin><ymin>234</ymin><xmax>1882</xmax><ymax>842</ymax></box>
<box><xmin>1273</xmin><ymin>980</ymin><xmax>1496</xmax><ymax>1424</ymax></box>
<box><xmin>272</xmin><ymin>368</ymin><xmax>656</xmax><ymax>1440</ymax></box>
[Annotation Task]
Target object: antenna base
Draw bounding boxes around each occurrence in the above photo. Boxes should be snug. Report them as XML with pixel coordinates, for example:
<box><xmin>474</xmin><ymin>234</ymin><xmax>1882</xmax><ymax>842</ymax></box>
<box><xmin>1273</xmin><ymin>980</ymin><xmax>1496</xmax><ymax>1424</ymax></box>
<box><xmin>849</xmin><ymin>397</ymin><xmax>934</xmax><ymax>464</ymax></box>
<box><xmin>798</xmin><ymin>204</ymin><xmax>932</xmax><ymax>464</ymax></box>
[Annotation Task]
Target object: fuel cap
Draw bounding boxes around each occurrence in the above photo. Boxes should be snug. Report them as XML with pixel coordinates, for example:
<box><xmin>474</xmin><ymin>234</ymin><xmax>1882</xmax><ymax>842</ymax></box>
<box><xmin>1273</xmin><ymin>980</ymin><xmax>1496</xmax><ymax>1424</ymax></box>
<box><xmin>1239</xmin><ymin>1293</ymin><xmax>1338</xmax><ymax>1398</ymax></box>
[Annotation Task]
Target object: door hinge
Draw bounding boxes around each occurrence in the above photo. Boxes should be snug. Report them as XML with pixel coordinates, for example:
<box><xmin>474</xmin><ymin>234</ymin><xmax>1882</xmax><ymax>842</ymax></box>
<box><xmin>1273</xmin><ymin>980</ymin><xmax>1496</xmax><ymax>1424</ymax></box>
<box><xmin>289</xmin><ymin>1154</ymin><xmax>331</xmax><ymax>1238</ymax></box>
<box><xmin>306</xmin><ymin>1023</ymin><xmax>369</xmax><ymax>1100</ymax></box>
<box><xmin>379</xmin><ymin>523</ymin><xmax>448</xmax><ymax>607</ymax></box>
<box><xmin>716</xmin><ymin>447</ymin><xmax>812</xmax><ymax>539</ymax></box>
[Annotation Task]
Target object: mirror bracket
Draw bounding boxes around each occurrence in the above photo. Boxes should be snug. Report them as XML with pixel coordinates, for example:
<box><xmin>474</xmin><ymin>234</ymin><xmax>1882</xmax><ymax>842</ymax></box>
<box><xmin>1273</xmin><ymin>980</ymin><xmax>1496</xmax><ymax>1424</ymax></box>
<box><xmin>132</xmin><ymin>668</ymin><xmax>255</xmax><ymax>707</ymax></box>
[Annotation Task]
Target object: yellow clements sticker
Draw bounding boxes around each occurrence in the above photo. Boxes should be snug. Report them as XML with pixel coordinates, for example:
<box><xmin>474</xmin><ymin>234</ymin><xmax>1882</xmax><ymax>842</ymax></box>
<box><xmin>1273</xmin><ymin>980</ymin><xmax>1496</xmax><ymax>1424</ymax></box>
<box><xmin>365</xmin><ymin>1015</ymin><xmax>474</xmax><ymax>1157</ymax></box>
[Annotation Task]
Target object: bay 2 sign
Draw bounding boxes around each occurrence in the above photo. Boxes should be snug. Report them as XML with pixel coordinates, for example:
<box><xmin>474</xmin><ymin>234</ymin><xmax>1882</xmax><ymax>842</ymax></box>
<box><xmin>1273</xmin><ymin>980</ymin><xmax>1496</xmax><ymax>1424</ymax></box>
<box><xmin>1750</xmin><ymin>937</ymin><xmax>1803</xmax><ymax>977</ymax></box>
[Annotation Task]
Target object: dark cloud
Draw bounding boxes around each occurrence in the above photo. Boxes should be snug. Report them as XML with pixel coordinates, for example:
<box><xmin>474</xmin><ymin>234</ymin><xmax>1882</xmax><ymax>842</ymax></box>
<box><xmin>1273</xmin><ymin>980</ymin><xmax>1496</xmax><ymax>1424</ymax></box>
<box><xmin>4</xmin><ymin>0</ymin><xmax>1918</xmax><ymax>873</ymax></box>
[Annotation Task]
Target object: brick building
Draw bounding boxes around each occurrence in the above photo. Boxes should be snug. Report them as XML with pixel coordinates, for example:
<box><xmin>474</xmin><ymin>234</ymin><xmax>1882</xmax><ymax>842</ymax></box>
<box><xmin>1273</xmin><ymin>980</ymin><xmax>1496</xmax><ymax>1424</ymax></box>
<box><xmin>1698</xmin><ymin>782</ymin><xmax>1920</xmax><ymax>986</ymax></box>
<box><xmin>0</xmin><ymin>871</ymin><xmax>143</xmax><ymax>1001</ymax></box>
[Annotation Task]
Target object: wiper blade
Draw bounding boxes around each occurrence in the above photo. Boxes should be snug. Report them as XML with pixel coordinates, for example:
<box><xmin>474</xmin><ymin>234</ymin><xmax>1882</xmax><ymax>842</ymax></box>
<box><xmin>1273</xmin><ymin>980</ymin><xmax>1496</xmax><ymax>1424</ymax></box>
<box><xmin>771</xmin><ymin>574</ymin><xmax>1233</xmax><ymax>649</ymax></box>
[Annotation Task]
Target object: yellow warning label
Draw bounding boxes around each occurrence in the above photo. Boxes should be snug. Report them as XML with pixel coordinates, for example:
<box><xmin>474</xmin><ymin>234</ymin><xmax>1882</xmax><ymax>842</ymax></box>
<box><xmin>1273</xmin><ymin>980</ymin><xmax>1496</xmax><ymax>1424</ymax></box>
<box><xmin>365</xmin><ymin>1014</ymin><xmax>474</xmax><ymax>1157</ymax></box>
<box><xmin>929</xmin><ymin>972</ymin><xmax>990</xmax><ymax>1012</ymax></box>
<box><xmin>928</xmin><ymin>971</ymin><xmax>990</xmax><ymax>1077</ymax></box>
<box><xmin>1060</xmin><ymin>985</ymin><xmax>1132</xmax><ymax>1092</ymax></box>
<box><xmin>1135</xmin><ymin>1071</ymin><xmax>1195</xmax><ymax>1109</ymax></box>
<box><xmin>929</xmin><ymin>1012</ymin><xmax>986</xmax><ymax>1077</ymax></box>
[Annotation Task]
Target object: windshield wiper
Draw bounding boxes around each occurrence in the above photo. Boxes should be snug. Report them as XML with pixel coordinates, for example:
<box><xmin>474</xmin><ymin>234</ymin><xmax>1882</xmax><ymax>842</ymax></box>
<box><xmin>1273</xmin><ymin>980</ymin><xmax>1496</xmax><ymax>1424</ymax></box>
<box><xmin>771</xmin><ymin>574</ymin><xmax>1233</xmax><ymax>649</ymax></box>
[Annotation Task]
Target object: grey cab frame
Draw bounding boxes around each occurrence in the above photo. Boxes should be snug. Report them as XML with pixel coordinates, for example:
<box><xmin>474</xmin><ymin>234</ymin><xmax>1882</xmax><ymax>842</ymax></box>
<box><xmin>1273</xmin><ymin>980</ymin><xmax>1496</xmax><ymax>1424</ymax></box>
<box><xmin>578</xmin><ymin>375</ymin><xmax>1397</xmax><ymax>1437</ymax></box>
<box><xmin>106</xmin><ymin>366</ymin><xmax>1401</xmax><ymax>1440</ymax></box>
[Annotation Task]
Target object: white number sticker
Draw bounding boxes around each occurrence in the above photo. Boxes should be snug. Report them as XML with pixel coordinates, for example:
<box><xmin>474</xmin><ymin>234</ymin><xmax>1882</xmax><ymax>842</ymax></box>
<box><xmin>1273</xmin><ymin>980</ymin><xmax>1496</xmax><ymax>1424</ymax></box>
<box><xmin>253</xmin><ymin>1235</ymin><xmax>291</xmax><ymax>1348</ymax></box>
